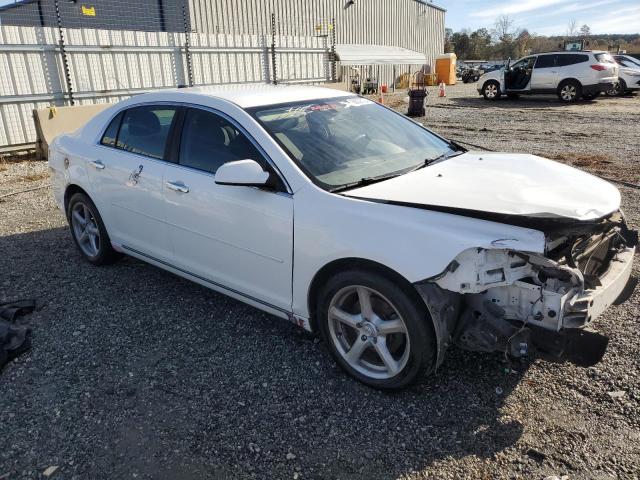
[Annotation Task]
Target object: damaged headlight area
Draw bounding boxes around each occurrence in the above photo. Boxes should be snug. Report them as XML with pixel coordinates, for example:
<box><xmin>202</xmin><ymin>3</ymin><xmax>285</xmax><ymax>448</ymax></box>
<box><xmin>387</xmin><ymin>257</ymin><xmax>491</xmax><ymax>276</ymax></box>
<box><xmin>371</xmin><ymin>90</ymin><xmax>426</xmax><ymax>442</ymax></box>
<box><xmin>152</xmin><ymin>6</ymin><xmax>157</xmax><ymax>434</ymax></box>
<box><xmin>416</xmin><ymin>213</ymin><xmax>638</xmax><ymax>368</ymax></box>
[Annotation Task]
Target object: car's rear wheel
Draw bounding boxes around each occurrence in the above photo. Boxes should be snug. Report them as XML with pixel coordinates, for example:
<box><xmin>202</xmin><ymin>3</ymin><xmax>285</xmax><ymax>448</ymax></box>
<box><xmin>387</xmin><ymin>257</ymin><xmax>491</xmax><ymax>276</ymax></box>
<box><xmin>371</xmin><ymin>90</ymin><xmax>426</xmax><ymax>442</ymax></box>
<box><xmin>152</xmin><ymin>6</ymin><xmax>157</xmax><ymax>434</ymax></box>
<box><xmin>606</xmin><ymin>79</ymin><xmax>626</xmax><ymax>97</ymax></box>
<box><xmin>557</xmin><ymin>80</ymin><xmax>581</xmax><ymax>102</ymax></box>
<box><xmin>67</xmin><ymin>192</ymin><xmax>120</xmax><ymax>265</ymax></box>
<box><xmin>317</xmin><ymin>269</ymin><xmax>436</xmax><ymax>390</ymax></box>
<box><xmin>482</xmin><ymin>81</ymin><xmax>501</xmax><ymax>100</ymax></box>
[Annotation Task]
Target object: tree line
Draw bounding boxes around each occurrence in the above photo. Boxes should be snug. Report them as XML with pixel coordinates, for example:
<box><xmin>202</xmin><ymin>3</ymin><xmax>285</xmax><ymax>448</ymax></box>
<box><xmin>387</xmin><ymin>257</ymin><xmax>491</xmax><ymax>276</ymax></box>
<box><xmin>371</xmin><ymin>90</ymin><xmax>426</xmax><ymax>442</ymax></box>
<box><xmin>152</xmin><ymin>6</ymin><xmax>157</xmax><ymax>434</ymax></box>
<box><xmin>446</xmin><ymin>15</ymin><xmax>640</xmax><ymax>61</ymax></box>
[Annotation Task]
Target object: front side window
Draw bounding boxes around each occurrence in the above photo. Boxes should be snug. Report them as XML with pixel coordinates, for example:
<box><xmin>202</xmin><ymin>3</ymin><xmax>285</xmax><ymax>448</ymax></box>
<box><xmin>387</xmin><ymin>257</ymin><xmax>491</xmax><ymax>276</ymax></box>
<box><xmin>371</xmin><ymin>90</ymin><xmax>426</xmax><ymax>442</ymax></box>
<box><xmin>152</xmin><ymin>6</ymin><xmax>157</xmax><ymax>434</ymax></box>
<box><xmin>179</xmin><ymin>108</ymin><xmax>263</xmax><ymax>175</ymax></box>
<box><xmin>534</xmin><ymin>55</ymin><xmax>556</xmax><ymax>69</ymax></box>
<box><xmin>116</xmin><ymin>106</ymin><xmax>177</xmax><ymax>160</ymax></box>
<box><xmin>250</xmin><ymin>97</ymin><xmax>455</xmax><ymax>190</ymax></box>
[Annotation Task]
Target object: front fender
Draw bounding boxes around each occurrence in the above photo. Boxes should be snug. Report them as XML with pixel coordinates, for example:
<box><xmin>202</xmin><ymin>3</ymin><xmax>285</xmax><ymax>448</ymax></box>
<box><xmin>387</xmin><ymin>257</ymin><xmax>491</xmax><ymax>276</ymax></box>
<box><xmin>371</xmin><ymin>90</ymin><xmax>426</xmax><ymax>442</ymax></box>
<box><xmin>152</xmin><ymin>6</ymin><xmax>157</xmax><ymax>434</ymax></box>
<box><xmin>292</xmin><ymin>187</ymin><xmax>545</xmax><ymax>318</ymax></box>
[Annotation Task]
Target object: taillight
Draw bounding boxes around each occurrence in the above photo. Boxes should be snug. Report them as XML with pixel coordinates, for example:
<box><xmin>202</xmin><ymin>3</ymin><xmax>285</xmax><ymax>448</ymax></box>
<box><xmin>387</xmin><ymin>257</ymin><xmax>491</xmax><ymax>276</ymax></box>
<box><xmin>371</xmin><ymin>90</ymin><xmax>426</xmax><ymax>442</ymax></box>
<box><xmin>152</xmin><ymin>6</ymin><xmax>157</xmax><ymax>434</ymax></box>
<box><xmin>590</xmin><ymin>64</ymin><xmax>607</xmax><ymax>71</ymax></box>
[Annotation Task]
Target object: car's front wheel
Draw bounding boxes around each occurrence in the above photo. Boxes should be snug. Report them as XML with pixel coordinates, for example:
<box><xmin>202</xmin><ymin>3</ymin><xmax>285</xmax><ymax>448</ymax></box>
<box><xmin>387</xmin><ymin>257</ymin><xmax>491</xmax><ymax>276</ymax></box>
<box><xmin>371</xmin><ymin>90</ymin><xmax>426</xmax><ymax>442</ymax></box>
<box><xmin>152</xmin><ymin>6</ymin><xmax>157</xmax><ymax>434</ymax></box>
<box><xmin>482</xmin><ymin>80</ymin><xmax>501</xmax><ymax>100</ymax></box>
<box><xmin>67</xmin><ymin>192</ymin><xmax>120</xmax><ymax>265</ymax></box>
<box><xmin>317</xmin><ymin>269</ymin><xmax>436</xmax><ymax>390</ymax></box>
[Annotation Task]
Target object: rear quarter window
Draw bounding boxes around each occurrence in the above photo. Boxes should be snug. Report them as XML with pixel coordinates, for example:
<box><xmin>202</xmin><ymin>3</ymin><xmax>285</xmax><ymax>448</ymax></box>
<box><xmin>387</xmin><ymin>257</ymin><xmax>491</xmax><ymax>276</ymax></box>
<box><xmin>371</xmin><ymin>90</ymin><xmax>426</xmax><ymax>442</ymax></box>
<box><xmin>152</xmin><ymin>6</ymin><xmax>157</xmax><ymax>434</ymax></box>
<box><xmin>595</xmin><ymin>53</ymin><xmax>615</xmax><ymax>64</ymax></box>
<box><xmin>100</xmin><ymin>112</ymin><xmax>123</xmax><ymax>147</ymax></box>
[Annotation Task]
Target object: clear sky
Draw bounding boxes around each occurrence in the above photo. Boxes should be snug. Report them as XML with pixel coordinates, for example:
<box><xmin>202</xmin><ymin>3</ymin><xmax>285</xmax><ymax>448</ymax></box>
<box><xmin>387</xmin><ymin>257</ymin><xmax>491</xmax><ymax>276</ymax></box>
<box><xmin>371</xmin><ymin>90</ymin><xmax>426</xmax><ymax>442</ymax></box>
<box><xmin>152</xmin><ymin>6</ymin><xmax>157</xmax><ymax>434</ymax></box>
<box><xmin>438</xmin><ymin>0</ymin><xmax>640</xmax><ymax>35</ymax></box>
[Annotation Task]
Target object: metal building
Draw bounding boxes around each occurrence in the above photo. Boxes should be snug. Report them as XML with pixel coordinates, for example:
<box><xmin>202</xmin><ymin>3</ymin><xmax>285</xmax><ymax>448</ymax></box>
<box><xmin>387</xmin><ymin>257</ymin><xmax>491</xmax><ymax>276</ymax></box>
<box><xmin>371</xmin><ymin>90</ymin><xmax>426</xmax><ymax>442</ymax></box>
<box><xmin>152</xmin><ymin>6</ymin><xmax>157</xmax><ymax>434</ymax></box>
<box><xmin>188</xmin><ymin>0</ymin><xmax>446</xmax><ymax>82</ymax></box>
<box><xmin>0</xmin><ymin>0</ymin><xmax>445</xmax><ymax>152</ymax></box>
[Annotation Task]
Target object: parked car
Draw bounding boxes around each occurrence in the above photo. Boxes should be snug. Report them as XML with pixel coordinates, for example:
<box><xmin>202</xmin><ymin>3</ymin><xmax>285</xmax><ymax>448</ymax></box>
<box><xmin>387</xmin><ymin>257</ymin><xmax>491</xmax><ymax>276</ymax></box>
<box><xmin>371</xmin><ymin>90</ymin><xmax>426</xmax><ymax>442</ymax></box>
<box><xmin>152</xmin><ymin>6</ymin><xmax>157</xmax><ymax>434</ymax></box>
<box><xmin>608</xmin><ymin>54</ymin><xmax>640</xmax><ymax>96</ymax></box>
<box><xmin>49</xmin><ymin>85</ymin><xmax>637</xmax><ymax>390</ymax></box>
<box><xmin>613</xmin><ymin>54</ymin><xmax>640</xmax><ymax>69</ymax></box>
<box><xmin>461</xmin><ymin>67</ymin><xmax>482</xmax><ymax>83</ymax></box>
<box><xmin>478</xmin><ymin>51</ymin><xmax>618</xmax><ymax>102</ymax></box>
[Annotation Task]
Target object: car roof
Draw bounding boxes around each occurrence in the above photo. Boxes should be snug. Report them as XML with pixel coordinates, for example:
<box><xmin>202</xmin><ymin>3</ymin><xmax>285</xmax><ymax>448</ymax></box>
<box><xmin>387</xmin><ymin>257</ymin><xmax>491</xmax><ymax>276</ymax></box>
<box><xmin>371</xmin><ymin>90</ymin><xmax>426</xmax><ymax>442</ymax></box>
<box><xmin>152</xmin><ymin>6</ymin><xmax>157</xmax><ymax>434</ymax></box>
<box><xmin>533</xmin><ymin>50</ymin><xmax>607</xmax><ymax>55</ymax></box>
<box><xmin>139</xmin><ymin>84</ymin><xmax>355</xmax><ymax>109</ymax></box>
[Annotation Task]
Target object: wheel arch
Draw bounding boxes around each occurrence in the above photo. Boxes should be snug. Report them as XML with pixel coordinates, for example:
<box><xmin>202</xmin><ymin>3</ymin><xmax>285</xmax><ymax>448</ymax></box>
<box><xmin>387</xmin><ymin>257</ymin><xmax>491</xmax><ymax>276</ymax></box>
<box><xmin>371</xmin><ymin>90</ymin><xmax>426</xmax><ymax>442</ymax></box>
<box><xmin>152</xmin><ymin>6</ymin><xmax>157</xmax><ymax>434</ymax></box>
<box><xmin>64</xmin><ymin>184</ymin><xmax>91</xmax><ymax>216</ymax></box>
<box><xmin>557</xmin><ymin>77</ymin><xmax>582</xmax><ymax>89</ymax></box>
<box><xmin>307</xmin><ymin>257</ymin><xmax>424</xmax><ymax>332</ymax></box>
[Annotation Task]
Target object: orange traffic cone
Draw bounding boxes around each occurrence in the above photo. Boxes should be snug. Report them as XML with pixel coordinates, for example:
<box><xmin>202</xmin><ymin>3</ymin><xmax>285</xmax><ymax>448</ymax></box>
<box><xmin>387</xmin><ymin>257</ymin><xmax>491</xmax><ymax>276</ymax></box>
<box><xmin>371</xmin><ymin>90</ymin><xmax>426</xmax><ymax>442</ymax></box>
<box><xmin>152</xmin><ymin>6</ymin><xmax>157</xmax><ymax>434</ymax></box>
<box><xmin>438</xmin><ymin>81</ymin><xmax>446</xmax><ymax>97</ymax></box>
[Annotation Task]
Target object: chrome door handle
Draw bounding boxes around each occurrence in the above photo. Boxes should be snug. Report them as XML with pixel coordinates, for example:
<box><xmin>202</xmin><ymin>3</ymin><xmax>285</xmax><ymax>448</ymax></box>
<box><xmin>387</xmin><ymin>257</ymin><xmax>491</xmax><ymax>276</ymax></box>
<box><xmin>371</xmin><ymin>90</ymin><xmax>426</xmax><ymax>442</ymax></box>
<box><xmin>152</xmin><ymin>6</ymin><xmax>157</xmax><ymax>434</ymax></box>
<box><xmin>166</xmin><ymin>181</ymin><xmax>189</xmax><ymax>193</ymax></box>
<box><xmin>90</xmin><ymin>160</ymin><xmax>105</xmax><ymax>170</ymax></box>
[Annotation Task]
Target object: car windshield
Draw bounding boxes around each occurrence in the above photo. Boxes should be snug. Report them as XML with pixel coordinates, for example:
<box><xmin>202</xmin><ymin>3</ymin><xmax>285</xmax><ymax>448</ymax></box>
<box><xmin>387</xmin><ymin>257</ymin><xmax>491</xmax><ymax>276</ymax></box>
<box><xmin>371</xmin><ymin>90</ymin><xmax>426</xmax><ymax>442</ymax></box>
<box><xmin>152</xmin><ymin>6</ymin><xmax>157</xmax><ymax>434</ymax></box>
<box><xmin>250</xmin><ymin>96</ymin><xmax>455</xmax><ymax>190</ymax></box>
<box><xmin>615</xmin><ymin>55</ymin><xmax>640</xmax><ymax>68</ymax></box>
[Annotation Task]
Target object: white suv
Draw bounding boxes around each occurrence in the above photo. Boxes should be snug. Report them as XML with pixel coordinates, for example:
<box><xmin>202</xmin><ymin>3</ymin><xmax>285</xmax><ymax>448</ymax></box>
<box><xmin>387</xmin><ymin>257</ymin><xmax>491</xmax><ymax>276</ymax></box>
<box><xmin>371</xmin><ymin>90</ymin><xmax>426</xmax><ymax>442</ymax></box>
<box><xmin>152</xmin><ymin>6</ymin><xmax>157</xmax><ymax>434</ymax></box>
<box><xmin>478</xmin><ymin>51</ymin><xmax>619</xmax><ymax>102</ymax></box>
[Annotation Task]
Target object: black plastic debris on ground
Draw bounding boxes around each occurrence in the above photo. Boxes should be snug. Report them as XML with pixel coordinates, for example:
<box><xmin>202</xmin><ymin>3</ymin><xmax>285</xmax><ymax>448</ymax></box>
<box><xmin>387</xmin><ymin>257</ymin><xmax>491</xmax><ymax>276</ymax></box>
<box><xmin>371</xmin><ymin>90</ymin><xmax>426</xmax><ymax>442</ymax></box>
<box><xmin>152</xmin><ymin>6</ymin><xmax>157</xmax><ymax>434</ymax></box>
<box><xmin>0</xmin><ymin>300</ymin><xmax>37</xmax><ymax>370</ymax></box>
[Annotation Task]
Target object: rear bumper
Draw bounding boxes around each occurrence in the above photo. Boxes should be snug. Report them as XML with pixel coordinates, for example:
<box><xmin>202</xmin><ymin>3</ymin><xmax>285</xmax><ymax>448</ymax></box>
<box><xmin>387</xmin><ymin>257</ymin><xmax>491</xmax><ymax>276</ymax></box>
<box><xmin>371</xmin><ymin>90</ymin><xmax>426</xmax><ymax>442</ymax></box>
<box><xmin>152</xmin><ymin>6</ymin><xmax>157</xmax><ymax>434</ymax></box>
<box><xmin>583</xmin><ymin>82</ymin><xmax>614</xmax><ymax>94</ymax></box>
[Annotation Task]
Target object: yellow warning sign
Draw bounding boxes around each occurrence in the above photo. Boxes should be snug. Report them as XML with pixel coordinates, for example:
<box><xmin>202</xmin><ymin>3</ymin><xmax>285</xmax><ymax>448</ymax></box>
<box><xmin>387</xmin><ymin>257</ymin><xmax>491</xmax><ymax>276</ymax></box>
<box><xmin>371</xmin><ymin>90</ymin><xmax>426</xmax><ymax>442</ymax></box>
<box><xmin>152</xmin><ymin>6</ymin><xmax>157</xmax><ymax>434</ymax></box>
<box><xmin>81</xmin><ymin>5</ymin><xmax>96</xmax><ymax>16</ymax></box>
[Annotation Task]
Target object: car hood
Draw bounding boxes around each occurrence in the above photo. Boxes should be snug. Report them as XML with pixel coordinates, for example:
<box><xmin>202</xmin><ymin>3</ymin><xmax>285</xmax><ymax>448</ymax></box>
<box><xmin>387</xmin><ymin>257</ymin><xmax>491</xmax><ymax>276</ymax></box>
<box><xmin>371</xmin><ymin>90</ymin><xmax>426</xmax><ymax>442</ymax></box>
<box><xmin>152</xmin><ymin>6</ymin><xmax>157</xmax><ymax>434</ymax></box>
<box><xmin>343</xmin><ymin>152</ymin><xmax>621</xmax><ymax>227</ymax></box>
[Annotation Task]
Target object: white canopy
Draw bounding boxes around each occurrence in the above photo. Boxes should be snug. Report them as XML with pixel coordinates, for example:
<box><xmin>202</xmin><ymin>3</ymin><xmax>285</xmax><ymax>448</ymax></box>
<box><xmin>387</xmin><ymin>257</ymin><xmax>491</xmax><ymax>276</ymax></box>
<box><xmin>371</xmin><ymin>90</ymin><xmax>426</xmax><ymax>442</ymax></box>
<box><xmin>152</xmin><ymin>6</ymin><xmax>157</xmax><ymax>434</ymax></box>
<box><xmin>334</xmin><ymin>44</ymin><xmax>427</xmax><ymax>66</ymax></box>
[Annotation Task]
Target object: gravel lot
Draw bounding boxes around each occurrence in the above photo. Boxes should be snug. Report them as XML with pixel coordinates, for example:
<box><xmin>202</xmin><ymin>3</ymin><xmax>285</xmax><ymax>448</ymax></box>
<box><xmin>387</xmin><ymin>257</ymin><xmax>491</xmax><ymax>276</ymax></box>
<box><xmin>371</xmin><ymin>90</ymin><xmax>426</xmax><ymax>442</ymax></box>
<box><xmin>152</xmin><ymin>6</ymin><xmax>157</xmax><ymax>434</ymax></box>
<box><xmin>1</xmin><ymin>83</ymin><xmax>639</xmax><ymax>480</ymax></box>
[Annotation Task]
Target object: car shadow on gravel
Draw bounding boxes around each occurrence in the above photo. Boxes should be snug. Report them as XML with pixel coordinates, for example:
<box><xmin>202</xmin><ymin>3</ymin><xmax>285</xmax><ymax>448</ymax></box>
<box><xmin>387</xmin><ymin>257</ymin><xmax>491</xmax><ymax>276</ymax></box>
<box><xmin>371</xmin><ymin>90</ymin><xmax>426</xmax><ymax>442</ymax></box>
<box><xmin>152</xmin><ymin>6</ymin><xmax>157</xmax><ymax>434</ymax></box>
<box><xmin>1</xmin><ymin>227</ymin><xmax>529</xmax><ymax>480</ymax></box>
<box><xmin>447</xmin><ymin>94</ymin><xmax>594</xmax><ymax>109</ymax></box>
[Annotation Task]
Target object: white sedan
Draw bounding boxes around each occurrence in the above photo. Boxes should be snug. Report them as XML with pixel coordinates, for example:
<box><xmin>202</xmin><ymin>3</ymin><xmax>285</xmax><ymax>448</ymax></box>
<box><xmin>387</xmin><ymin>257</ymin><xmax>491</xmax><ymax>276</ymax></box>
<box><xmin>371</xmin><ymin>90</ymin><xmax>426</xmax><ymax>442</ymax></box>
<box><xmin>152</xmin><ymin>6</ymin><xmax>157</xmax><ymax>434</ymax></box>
<box><xmin>48</xmin><ymin>85</ymin><xmax>637</xmax><ymax>390</ymax></box>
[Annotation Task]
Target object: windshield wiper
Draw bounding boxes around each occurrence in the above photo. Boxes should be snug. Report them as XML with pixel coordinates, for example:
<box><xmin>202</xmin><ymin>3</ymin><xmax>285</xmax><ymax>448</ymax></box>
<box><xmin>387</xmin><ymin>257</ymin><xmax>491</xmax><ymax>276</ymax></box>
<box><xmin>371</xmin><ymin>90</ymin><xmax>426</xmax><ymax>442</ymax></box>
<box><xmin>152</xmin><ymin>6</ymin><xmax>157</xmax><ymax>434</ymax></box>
<box><xmin>330</xmin><ymin>149</ymin><xmax>466</xmax><ymax>193</ymax></box>
<box><xmin>330</xmin><ymin>172</ymin><xmax>403</xmax><ymax>193</ymax></box>
<box><xmin>407</xmin><ymin>149</ymin><xmax>465</xmax><ymax>173</ymax></box>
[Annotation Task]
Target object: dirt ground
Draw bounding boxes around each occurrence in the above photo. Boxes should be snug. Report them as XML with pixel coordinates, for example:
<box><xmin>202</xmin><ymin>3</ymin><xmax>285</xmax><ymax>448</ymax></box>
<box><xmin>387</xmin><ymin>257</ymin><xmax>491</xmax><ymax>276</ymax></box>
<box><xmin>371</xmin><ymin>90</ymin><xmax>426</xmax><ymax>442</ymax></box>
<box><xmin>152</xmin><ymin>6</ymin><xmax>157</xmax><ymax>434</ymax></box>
<box><xmin>0</xmin><ymin>83</ymin><xmax>639</xmax><ymax>480</ymax></box>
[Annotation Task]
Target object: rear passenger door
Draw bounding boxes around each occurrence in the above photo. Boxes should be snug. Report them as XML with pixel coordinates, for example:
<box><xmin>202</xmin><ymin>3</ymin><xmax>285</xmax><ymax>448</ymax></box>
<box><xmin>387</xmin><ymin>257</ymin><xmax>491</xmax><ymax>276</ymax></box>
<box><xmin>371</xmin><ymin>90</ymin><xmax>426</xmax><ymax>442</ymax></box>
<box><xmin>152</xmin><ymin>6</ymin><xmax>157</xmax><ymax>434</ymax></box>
<box><xmin>90</xmin><ymin>104</ymin><xmax>178</xmax><ymax>261</ymax></box>
<box><xmin>531</xmin><ymin>54</ymin><xmax>558</xmax><ymax>90</ymax></box>
<box><xmin>556</xmin><ymin>54</ymin><xmax>590</xmax><ymax>85</ymax></box>
<box><xmin>162</xmin><ymin>107</ymin><xmax>294</xmax><ymax>312</ymax></box>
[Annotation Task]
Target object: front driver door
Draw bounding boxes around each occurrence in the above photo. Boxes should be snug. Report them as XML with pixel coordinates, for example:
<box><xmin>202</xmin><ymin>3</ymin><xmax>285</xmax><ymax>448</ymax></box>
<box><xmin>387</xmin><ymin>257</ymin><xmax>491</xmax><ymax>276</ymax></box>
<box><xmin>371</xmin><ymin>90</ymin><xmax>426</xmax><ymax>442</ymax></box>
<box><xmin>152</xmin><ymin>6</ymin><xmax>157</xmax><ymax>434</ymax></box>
<box><xmin>504</xmin><ymin>57</ymin><xmax>535</xmax><ymax>91</ymax></box>
<box><xmin>90</xmin><ymin>105</ymin><xmax>178</xmax><ymax>262</ymax></box>
<box><xmin>163</xmin><ymin>107</ymin><xmax>293</xmax><ymax>312</ymax></box>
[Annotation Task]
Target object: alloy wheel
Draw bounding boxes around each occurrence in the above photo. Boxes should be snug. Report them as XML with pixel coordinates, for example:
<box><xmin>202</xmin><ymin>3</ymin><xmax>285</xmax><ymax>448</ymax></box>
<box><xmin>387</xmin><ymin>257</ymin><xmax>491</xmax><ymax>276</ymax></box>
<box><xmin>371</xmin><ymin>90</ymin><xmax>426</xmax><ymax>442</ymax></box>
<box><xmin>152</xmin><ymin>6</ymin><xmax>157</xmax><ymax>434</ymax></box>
<box><xmin>71</xmin><ymin>202</ymin><xmax>100</xmax><ymax>257</ymax></box>
<box><xmin>485</xmin><ymin>84</ymin><xmax>497</xmax><ymax>98</ymax></box>
<box><xmin>606</xmin><ymin>82</ymin><xmax>621</xmax><ymax>96</ymax></box>
<box><xmin>560</xmin><ymin>84</ymin><xmax>577</xmax><ymax>101</ymax></box>
<box><xmin>327</xmin><ymin>285</ymin><xmax>410</xmax><ymax>380</ymax></box>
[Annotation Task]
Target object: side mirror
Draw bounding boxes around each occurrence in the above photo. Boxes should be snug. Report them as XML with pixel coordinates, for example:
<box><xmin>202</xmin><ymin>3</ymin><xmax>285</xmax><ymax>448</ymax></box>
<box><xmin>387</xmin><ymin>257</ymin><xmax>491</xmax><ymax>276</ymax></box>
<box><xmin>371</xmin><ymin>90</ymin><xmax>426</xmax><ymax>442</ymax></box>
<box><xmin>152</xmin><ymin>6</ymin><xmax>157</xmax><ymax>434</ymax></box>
<box><xmin>215</xmin><ymin>159</ymin><xmax>270</xmax><ymax>187</ymax></box>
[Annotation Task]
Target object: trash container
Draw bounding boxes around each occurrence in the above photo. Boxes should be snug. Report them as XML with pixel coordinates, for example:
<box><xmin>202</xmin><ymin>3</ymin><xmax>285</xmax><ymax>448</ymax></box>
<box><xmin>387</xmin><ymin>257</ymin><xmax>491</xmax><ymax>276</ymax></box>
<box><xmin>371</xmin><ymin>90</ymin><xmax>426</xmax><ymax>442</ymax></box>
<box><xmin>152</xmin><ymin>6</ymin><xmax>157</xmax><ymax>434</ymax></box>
<box><xmin>407</xmin><ymin>89</ymin><xmax>427</xmax><ymax>116</ymax></box>
<box><xmin>407</xmin><ymin>72</ymin><xmax>427</xmax><ymax>117</ymax></box>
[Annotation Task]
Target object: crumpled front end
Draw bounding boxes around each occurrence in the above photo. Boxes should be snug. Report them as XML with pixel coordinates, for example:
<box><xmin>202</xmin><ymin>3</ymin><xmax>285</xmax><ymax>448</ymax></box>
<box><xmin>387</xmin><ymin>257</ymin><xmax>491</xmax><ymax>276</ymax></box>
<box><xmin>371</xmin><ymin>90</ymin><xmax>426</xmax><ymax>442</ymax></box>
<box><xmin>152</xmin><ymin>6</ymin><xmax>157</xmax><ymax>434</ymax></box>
<box><xmin>416</xmin><ymin>211</ymin><xmax>638</xmax><ymax>367</ymax></box>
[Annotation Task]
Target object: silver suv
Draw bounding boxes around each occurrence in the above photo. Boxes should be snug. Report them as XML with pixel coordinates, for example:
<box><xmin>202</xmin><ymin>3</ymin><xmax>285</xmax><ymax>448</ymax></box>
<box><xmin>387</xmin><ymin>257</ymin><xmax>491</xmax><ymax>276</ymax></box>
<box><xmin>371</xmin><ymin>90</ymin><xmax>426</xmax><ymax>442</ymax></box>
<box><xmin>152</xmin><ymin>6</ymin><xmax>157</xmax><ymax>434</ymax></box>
<box><xmin>478</xmin><ymin>51</ymin><xmax>619</xmax><ymax>102</ymax></box>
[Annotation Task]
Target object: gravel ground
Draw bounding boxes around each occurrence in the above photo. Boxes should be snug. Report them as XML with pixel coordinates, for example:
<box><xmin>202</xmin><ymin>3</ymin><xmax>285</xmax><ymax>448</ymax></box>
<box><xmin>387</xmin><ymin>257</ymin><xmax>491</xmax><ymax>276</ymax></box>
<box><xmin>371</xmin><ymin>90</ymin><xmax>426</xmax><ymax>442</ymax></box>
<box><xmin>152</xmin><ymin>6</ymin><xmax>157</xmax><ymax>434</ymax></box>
<box><xmin>1</xmin><ymin>83</ymin><xmax>639</xmax><ymax>480</ymax></box>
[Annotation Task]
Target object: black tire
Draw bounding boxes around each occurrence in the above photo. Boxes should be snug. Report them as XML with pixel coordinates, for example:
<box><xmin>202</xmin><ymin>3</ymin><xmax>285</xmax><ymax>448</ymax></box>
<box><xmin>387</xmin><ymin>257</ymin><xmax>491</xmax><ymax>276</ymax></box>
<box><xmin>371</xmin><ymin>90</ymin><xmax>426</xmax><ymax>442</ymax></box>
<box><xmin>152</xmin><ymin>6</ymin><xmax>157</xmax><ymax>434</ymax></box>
<box><xmin>317</xmin><ymin>269</ymin><xmax>437</xmax><ymax>390</ymax></box>
<box><xmin>67</xmin><ymin>192</ymin><xmax>120</xmax><ymax>265</ymax></box>
<box><xmin>557</xmin><ymin>79</ymin><xmax>582</xmax><ymax>102</ymax></box>
<box><xmin>606</xmin><ymin>79</ymin><xmax>627</xmax><ymax>97</ymax></box>
<box><xmin>507</xmin><ymin>93</ymin><xmax>520</xmax><ymax>99</ymax></box>
<box><xmin>582</xmin><ymin>91</ymin><xmax>600</xmax><ymax>101</ymax></box>
<box><xmin>482</xmin><ymin>80</ymin><xmax>501</xmax><ymax>100</ymax></box>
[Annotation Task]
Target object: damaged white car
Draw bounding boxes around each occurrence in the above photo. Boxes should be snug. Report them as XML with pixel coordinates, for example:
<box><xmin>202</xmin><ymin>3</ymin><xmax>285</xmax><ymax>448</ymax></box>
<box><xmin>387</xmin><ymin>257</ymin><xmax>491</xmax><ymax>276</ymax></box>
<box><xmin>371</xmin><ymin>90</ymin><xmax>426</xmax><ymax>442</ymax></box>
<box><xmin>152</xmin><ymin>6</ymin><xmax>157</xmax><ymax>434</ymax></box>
<box><xmin>48</xmin><ymin>85</ymin><xmax>637</xmax><ymax>390</ymax></box>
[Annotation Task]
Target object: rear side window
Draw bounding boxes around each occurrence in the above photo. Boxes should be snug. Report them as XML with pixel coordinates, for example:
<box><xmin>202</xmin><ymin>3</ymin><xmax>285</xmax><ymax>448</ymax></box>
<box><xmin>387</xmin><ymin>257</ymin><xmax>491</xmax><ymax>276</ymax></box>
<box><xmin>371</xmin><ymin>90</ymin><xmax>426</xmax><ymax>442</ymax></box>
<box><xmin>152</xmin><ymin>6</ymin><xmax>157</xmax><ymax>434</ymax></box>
<box><xmin>100</xmin><ymin>112</ymin><xmax>123</xmax><ymax>147</ymax></box>
<box><xmin>179</xmin><ymin>108</ymin><xmax>263</xmax><ymax>175</ymax></box>
<box><xmin>595</xmin><ymin>53</ymin><xmax>615</xmax><ymax>64</ymax></box>
<box><xmin>557</xmin><ymin>54</ymin><xmax>589</xmax><ymax>66</ymax></box>
<box><xmin>116</xmin><ymin>106</ymin><xmax>177</xmax><ymax>160</ymax></box>
<box><xmin>534</xmin><ymin>55</ymin><xmax>556</xmax><ymax>69</ymax></box>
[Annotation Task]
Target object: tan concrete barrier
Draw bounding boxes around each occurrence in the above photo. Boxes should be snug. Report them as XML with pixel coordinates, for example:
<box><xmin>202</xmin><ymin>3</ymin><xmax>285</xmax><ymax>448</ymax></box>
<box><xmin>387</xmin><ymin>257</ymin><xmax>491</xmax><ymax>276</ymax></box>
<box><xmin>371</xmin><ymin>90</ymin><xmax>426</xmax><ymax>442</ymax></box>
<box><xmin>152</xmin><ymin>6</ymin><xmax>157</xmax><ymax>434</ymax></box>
<box><xmin>33</xmin><ymin>104</ymin><xmax>113</xmax><ymax>159</ymax></box>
